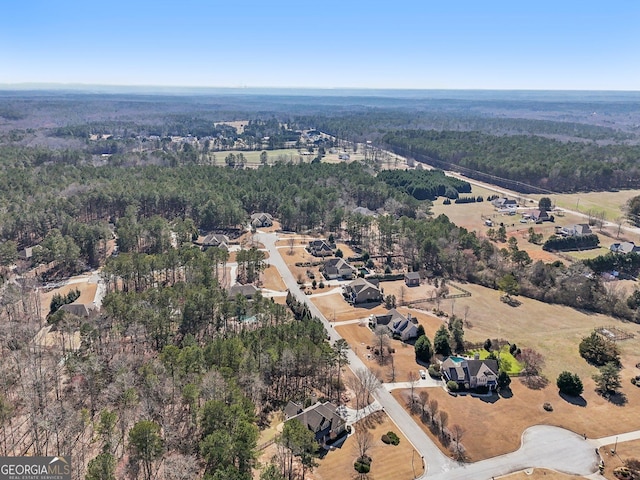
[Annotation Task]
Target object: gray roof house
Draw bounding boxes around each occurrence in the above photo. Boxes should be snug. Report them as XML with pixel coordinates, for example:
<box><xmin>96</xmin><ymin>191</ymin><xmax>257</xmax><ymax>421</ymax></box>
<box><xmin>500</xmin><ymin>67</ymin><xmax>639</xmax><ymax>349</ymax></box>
<box><xmin>284</xmin><ymin>401</ymin><xmax>346</xmax><ymax>445</ymax></box>
<box><xmin>370</xmin><ymin>309</ymin><xmax>419</xmax><ymax>341</ymax></box>
<box><xmin>610</xmin><ymin>241</ymin><xmax>640</xmax><ymax>254</ymax></box>
<box><xmin>200</xmin><ymin>233</ymin><xmax>230</xmax><ymax>250</ymax></box>
<box><xmin>559</xmin><ymin>224</ymin><xmax>592</xmax><ymax>237</ymax></box>
<box><xmin>441</xmin><ymin>357</ymin><xmax>499</xmax><ymax>390</ymax></box>
<box><xmin>343</xmin><ymin>278</ymin><xmax>382</xmax><ymax>304</ymax></box>
<box><xmin>404</xmin><ymin>271</ymin><xmax>421</xmax><ymax>286</ymax></box>
<box><xmin>250</xmin><ymin>213</ymin><xmax>273</xmax><ymax>228</ymax></box>
<box><xmin>228</xmin><ymin>283</ymin><xmax>260</xmax><ymax>299</ymax></box>
<box><xmin>60</xmin><ymin>303</ymin><xmax>96</xmax><ymax>317</ymax></box>
<box><xmin>308</xmin><ymin>239</ymin><xmax>334</xmax><ymax>257</ymax></box>
<box><xmin>492</xmin><ymin>197</ymin><xmax>518</xmax><ymax>209</ymax></box>
<box><xmin>323</xmin><ymin>258</ymin><xmax>356</xmax><ymax>280</ymax></box>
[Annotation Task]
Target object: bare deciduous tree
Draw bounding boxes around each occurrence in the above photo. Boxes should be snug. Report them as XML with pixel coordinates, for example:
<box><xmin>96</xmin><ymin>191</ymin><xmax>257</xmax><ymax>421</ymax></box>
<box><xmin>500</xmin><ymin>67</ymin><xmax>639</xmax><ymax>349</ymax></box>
<box><xmin>354</xmin><ymin>426</ymin><xmax>374</xmax><ymax>460</ymax></box>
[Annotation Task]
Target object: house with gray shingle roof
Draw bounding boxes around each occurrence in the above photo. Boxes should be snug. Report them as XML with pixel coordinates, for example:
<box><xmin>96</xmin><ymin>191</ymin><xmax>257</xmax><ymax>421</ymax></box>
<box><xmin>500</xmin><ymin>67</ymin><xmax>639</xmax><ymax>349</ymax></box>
<box><xmin>441</xmin><ymin>357</ymin><xmax>499</xmax><ymax>391</ymax></box>
<box><xmin>283</xmin><ymin>401</ymin><xmax>346</xmax><ymax>445</ymax></box>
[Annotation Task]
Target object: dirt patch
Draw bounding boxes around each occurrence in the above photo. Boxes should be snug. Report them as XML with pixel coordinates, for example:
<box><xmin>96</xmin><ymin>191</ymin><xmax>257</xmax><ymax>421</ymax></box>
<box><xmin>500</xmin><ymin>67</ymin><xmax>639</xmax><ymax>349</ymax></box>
<box><xmin>313</xmin><ymin>411</ymin><xmax>424</xmax><ymax>480</ymax></box>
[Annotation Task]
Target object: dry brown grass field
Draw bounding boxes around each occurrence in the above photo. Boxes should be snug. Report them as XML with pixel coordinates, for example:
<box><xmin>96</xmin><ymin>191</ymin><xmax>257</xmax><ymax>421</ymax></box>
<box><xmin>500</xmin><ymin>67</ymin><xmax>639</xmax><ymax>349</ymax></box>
<box><xmin>313</xmin><ymin>411</ymin><xmax>425</xmax><ymax>480</ymax></box>
<box><xmin>442</xmin><ymin>282</ymin><xmax>640</xmax><ymax>380</ymax></box>
<box><xmin>393</xmin><ymin>374</ymin><xmax>640</xmax><ymax>463</ymax></box>
<box><xmin>504</xmin><ymin>469</ymin><xmax>586</xmax><ymax>480</ymax></box>
<box><xmin>599</xmin><ymin>438</ymin><xmax>640</xmax><ymax>480</ymax></box>
<box><xmin>40</xmin><ymin>276</ymin><xmax>98</xmax><ymax>320</ymax></box>
<box><xmin>260</xmin><ymin>265</ymin><xmax>287</xmax><ymax>292</ymax></box>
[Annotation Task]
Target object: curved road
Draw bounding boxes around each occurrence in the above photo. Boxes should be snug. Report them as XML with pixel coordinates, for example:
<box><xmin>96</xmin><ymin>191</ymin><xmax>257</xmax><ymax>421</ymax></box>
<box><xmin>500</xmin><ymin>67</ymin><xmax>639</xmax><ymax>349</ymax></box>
<box><xmin>256</xmin><ymin>230</ymin><xmax>606</xmax><ymax>479</ymax></box>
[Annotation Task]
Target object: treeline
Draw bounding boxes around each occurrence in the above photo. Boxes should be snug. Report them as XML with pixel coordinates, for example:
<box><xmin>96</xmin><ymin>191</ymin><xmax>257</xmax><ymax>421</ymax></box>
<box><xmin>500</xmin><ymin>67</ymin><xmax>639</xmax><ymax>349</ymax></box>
<box><xmin>382</xmin><ymin>130</ymin><xmax>640</xmax><ymax>192</ymax></box>
<box><xmin>542</xmin><ymin>234</ymin><xmax>600</xmax><ymax>251</ymax></box>
<box><xmin>377</xmin><ymin>169</ymin><xmax>471</xmax><ymax>200</ymax></box>
<box><xmin>0</xmin><ymin>158</ymin><xmax>426</xmax><ymax>260</ymax></box>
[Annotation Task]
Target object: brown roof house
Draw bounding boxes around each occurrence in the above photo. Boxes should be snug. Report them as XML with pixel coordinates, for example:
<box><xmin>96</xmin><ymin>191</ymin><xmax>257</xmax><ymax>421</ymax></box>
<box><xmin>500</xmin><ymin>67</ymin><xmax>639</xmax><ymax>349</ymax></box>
<box><xmin>284</xmin><ymin>401</ymin><xmax>346</xmax><ymax>445</ymax></box>
<box><xmin>228</xmin><ymin>283</ymin><xmax>260</xmax><ymax>300</ymax></box>
<box><xmin>441</xmin><ymin>357</ymin><xmax>499</xmax><ymax>391</ymax></box>
<box><xmin>343</xmin><ymin>278</ymin><xmax>382</xmax><ymax>304</ymax></box>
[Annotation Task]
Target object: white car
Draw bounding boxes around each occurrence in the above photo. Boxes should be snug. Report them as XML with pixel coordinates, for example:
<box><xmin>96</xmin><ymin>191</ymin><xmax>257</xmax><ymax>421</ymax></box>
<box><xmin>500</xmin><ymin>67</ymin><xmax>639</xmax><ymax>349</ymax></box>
<box><xmin>419</xmin><ymin>369</ymin><xmax>427</xmax><ymax>379</ymax></box>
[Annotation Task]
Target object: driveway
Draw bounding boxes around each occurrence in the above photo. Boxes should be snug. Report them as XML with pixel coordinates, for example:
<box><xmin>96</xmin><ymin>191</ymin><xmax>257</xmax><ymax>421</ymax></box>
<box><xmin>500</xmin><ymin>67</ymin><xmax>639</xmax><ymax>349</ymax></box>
<box><xmin>256</xmin><ymin>230</ymin><xmax>604</xmax><ymax>479</ymax></box>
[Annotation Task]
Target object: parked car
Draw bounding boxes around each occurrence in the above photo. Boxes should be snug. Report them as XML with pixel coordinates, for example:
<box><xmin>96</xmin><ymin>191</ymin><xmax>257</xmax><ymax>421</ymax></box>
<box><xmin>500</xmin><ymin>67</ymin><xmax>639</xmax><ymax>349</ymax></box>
<box><xmin>419</xmin><ymin>369</ymin><xmax>427</xmax><ymax>379</ymax></box>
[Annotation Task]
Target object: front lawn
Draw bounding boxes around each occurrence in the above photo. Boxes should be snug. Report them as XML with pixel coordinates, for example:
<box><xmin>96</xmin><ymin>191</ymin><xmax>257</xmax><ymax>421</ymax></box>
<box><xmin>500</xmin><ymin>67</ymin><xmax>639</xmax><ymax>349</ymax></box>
<box><xmin>466</xmin><ymin>345</ymin><xmax>524</xmax><ymax>375</ymax></box>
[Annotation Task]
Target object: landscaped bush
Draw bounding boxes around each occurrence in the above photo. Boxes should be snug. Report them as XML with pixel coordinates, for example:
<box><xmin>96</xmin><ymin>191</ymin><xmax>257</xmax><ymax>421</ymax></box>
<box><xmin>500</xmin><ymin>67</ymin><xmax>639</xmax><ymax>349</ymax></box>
<box><xmin>382</xmin><ymin>431</ymin><xmax>400</xmax><ymax>445</ymax></box>
<box><xmin>446</xmin><ymin>380</ymin><xmax>459</xmax><ymax>392</ymax></box>
<box><xmin>354</xmin><ymin>455</ymin><xmax>371</xmax><ymax>473</ymax></box>
<box><xmin>428</xmin><ymin>364</ymin><xmax>442</xmax><ymax>378</ymax></box>
<box><xmin>543</xmin><ymin>402</ymin><xmax>553</xmax><ymax>412</ymax></box>
<box><xmin>556</xmin><ymin>371</ymin><xmax>584</xmax><ymax>396</ymax></box>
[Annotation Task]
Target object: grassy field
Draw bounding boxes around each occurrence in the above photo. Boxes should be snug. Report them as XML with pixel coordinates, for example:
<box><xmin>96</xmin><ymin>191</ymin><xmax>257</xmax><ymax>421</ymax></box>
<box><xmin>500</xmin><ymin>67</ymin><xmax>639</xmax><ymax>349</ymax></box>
<box><xmin>210</xmin><ymin>148</ymin><xmax>368</xmax><ymax>166</ymax></box>
<box><xmin>466</xmin><ymin>345</ymin><xmax>524</xmax><ymax>374</ymax></box>
<box><xmin>528</xmin><ymin>190</ymin><xmax>640</xmax><ymax>224</ymax></box>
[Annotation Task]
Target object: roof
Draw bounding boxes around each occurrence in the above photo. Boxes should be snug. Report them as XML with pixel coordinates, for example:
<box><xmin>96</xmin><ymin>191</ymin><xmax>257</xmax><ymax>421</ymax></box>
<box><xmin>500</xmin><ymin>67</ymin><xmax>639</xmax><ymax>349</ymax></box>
<box><xmin>284</xmin><ymin>401</ymin><xmax>303</xmax><ymax>419</ymax></box>
<box><xmin>441</xmin><ymin>357</ymin><xmax>498</xmax><ymax>382</ymax></box>
<box><xmin>373</xmin><ymin>308</ymin><xmax>406</xmax><ymax>326</ymax></box>
<box><xmin>60</xmin><ymin>303</ymin><xmax>96</xmax><ymax>317</ymax></box>
<box><xmin>286</xmin><ymin>401</ymin><xmax>345</xmax><ymax>435</ymax></box>
<box><xmin>201</xmin><ymin>233</ymin><xmax>230</xmax><ymax>248</ymax></box>
<box><xmin>229</xmin><ymin>284</ymin><xmax>259</xmax><ymax>298</ymax></box>
<box><xmin>404</xmin><ymin>271</ymin><xmax>420</xmax><ymax>280</ymax></box>
<box><xmin>349</xmin><ymin>277</ymin><xmax>380</xmax><ymax>294</ymax></box>
<box><xmin>611</xmin><ymin>241</ymin><xmax>640</xmax><ymax>254</ymax></box>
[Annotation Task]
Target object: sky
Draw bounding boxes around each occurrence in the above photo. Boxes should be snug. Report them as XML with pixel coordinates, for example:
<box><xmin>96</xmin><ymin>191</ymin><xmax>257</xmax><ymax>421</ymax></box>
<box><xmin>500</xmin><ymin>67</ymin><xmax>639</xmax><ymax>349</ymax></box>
<box><xmin>1</xmin><ymin>0</ymin><xmax>639</xmax><ymax>90</ymax></box>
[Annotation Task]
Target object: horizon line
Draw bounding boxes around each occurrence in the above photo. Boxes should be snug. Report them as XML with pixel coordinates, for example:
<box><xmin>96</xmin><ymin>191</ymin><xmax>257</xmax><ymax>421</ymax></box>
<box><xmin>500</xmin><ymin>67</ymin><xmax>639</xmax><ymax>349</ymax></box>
<box><xmin>0</xmin><ymin>82</ymin><xmax>639</xmax><ymax>94</ymax></box>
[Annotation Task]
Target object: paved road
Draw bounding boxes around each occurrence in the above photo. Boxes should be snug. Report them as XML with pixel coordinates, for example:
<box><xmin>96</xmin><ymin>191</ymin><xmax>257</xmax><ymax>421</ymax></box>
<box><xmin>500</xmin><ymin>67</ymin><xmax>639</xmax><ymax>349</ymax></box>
<box><xmin>256</xmin><ymin>229</ymin><xmax>610</xmax><ymax>479</ymax></box>
<box><xmin>256</xmin><ymin>231</ymin><xmax>457</xmax><ymax>477</ymax></box>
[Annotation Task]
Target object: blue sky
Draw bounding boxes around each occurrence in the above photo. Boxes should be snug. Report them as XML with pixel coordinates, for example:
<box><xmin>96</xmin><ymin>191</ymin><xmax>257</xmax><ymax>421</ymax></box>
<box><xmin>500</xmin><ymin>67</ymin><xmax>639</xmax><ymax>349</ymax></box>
<box><xmin>1</xmin><ymin>0</ymin><xmax>638</xmax><ymax>90</ymax></box>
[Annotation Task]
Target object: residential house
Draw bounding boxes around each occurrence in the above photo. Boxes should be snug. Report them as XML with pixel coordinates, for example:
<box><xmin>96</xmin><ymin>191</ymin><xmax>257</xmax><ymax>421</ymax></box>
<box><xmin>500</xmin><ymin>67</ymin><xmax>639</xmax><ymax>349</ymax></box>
<box><xmin>404</xmin><ymin>271</ymin><xmax>420</xmax><ymax>287</ymax></box>
<box><xmin>199</xmin><ymin>233</ymin><xmax>230</xmax><ymax>250</ymax></box>
<box><xmin>284</xmin><ymin>401</ymin><xmax>346</xmax><ymax>445</ymax></box>
<box><xmin>558</xmin><ymin>224</ymin><xmax>592</xmax><ymax>237</ymax></box>
<box><xmin>323</xmin><ymin>258</ymin><xmax>356</xmax><ymax>280</ymax></box>
<box><xmin>308</xmin><ymin>239</ymin><xmax>334</xmax><ymax>257</ymax></box>
<box><xmin>250</xmin><ymin>213</ymin><xmax>273</xmax><ymax>229</ymax></box>
<box><xmin>344</xmin><ymin>278</ymin><xmax>382</xmax><ymax>304</ymax></box>
<box><xmin>352</xmin><ymin>206</ymin><xmax>377</xmax><ymax>217</ymax></box>
<box><xmin>491</xmin><ymin>197</ymin><xmax>518</xmax><ymax>209</ymax></box>
<box><xmin>60</xmin><ymin>303</ymin><xmax>96</xmax><ymax>318</ymax></box>
<box><xmin>370</xmin><ymin>309</ymin><xmax>419</xmax><ymax>341</ymax></box>
<box><xmin>610</xmin><ymin>242</ymin><xmax>640</xmax><ymax>254</ymax></box>
<box><xmin>530</xmin><ymin>209</ymin><xmax>551</xmax><ymax>223</ymax></box>
<box><xmin>338</xmin><ymin>153</ymin><xmax>350</xmax><ymax>161</ymax></box>
<box><xmin>18</xmin><ymin>247</ymin><xmax>34</xmax><ymax>260</ymax></box>
<box><xmin>441</xmin><ymin>357</ymin><xmax>499</xmax><ymax>390</ymax></box>
<box><xmin>228</xmin><ymin>283</ymin><xmax>260</xmax><ymax>300</ymax></box>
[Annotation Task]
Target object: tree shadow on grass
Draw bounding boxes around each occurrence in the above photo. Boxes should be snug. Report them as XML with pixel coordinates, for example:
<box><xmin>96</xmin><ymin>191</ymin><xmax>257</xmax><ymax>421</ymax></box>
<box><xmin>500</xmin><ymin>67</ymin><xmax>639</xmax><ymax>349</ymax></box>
<box><xmin>559</xmin><ymin>392</ymin><xmax>587</xmax><ymax>407</ymax></box>
<box><xmin>499</xmin><ymin>387</ymin><xmax>513</xmax><ymax>399</ymax></box>
<box><xmin>606</xmin><ymin>392</ymin><xmax>628</xmax><ymax>406</ymax></box>
<box><xmin>520</xmin><ymin>375</ymin><xmax>549</xmax><ymax>390</ymax></box>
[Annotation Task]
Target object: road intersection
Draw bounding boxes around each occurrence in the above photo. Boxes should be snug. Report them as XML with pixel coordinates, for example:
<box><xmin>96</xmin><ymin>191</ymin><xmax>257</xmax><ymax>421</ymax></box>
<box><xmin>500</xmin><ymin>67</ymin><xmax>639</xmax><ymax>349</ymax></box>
<box><xmin>256</xmin><ymin>230</ymin><xmax>639</xmax><ymax>479</ymax></box>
